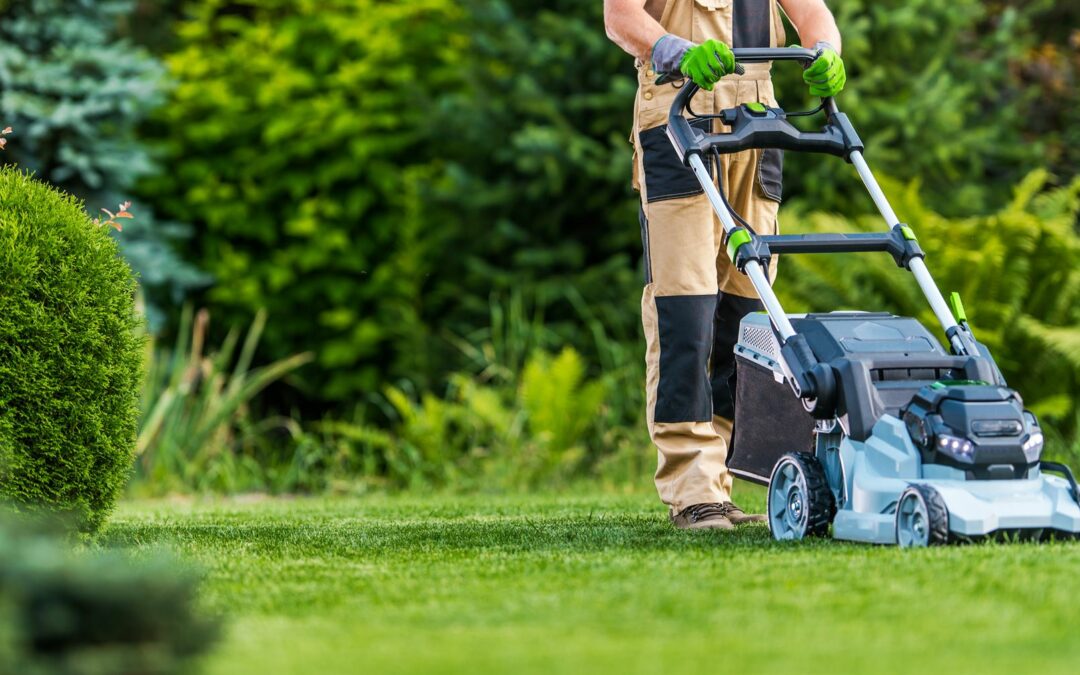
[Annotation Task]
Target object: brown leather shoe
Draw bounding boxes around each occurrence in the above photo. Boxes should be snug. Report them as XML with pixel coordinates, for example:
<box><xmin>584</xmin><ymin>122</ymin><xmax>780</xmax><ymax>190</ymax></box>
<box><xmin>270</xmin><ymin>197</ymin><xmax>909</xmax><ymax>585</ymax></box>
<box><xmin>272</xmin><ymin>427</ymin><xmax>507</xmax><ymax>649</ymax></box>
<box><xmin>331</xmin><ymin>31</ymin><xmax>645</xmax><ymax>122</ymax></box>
<box><xmin>718</xmin><ymin>502</ymin><xmax>767</xmax><ymax>525</ymax></box>
<box><xmin>671</xmin><ymin>503</ymin><xmax>735</xmax><ymax>530</ymax></box>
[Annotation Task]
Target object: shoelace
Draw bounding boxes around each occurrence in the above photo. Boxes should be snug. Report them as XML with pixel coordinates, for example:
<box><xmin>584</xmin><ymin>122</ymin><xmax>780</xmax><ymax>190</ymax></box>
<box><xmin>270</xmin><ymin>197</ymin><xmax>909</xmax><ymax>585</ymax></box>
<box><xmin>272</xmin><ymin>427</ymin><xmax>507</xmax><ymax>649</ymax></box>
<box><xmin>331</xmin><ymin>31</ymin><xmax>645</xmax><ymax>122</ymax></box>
<box><xmin>718</xmin><ymin>502</ymin><xmax>745</xmax><ymax>517</ymax></box>
<box><xmin>684</xmin><ymin>503</ymin><xmax>728</xmax><ymax>523</ymax></box>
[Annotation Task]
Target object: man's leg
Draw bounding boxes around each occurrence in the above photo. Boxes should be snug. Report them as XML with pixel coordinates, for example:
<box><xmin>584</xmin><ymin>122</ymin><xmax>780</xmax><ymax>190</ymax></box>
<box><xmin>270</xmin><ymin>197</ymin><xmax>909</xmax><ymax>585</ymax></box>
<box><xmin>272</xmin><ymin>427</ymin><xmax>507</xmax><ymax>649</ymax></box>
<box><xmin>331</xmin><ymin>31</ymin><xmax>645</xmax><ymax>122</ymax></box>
<box><xmin>640</xmin><ymin>190</ymin><xmax>733</xmax><ymax>526</ymax></box>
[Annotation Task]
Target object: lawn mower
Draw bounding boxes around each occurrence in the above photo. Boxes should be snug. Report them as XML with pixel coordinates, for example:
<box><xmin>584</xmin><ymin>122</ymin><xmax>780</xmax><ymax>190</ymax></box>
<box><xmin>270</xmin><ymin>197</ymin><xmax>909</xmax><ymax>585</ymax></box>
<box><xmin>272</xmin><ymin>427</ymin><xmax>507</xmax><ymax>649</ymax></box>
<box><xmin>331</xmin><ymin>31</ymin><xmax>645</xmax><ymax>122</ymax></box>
<box><xmin>665</xmin><ymin>47</ymin><xmax>1080</xmax><ymax>547</ymax></box>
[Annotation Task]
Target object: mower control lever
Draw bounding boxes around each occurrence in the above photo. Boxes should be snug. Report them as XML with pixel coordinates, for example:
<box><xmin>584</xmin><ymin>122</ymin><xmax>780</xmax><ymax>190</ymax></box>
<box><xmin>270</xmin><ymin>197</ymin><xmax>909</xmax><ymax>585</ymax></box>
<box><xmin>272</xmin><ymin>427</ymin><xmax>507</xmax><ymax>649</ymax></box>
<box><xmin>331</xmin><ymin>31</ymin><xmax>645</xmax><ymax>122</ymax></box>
<box><xmin>655</xmin><ymin>61</ymin><xmax>744</xmax><ymax>85</ymax></box>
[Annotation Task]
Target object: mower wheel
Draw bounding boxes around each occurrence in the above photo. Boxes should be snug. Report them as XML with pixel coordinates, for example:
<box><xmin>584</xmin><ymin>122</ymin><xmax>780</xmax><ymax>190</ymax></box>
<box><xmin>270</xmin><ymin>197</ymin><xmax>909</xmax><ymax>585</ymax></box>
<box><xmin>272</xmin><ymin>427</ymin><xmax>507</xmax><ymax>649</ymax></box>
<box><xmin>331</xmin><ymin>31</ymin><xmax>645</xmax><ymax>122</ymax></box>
<box><xmin>767</xmin><ymin>452</ymin><xmax>836</xmax><ymax>541</ymax></box>
<box><xmin>895</xmin><ymin>484</ymin><xmax>949</xmax><ymax>548</ymax></box>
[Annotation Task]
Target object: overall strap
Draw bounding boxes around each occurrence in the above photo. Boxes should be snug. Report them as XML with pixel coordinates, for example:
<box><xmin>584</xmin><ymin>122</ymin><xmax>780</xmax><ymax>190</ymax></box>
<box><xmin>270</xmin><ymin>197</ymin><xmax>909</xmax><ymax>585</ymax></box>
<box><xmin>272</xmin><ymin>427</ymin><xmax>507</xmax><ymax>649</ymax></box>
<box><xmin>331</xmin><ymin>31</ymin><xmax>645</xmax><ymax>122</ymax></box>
<box><xmin>644</xmin><ymin>0</ymin><xmax>667</xmax><ymax>23</ymax></box>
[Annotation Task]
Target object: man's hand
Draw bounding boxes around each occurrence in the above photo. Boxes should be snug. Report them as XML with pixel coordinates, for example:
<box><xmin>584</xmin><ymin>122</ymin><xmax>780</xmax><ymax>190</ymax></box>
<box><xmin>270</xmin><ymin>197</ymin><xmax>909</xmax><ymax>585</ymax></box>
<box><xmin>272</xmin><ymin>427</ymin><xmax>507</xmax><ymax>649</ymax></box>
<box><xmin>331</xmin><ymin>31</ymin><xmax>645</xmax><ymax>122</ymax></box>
<box><xmin>802</xmin><ymin>41</ymin><xmax>846</xmax><ymax>97</ymax></box>
<box><xmin>652</xmin><ymin>36</ymin><xmax>735</xmax><ymax>90</ymax></box>
<box><xmin>680</xmin><ymin>39</ymin><xmax>736</xmax><ymax>91</ymax></box>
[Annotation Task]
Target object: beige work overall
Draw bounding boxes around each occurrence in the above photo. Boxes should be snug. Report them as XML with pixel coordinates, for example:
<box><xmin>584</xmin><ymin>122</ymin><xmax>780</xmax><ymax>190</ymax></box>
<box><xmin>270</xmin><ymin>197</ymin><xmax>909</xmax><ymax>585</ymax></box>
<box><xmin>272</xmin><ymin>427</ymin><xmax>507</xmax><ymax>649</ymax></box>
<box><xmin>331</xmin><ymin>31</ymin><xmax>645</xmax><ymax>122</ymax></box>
<box><xmin>633</xmin><ymin>0</ymin><xmax>786</xmax><ymax>513</ymax></box>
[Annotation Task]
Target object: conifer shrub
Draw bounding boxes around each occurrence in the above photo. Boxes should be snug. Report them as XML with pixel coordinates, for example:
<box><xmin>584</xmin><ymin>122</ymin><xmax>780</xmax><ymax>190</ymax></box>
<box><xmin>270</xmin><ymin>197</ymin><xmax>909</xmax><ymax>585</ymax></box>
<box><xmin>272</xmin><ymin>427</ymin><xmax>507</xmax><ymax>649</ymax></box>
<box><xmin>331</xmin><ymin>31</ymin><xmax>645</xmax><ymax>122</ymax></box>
<box><xmin>0</xmin><ymin>0</ymin><xmax>209</xmax><ymax>325</ymax></box>
<box><xmin>0</xmin><ymin>167</ymin><xmax>142</xmax><ymax>532</ymax></box>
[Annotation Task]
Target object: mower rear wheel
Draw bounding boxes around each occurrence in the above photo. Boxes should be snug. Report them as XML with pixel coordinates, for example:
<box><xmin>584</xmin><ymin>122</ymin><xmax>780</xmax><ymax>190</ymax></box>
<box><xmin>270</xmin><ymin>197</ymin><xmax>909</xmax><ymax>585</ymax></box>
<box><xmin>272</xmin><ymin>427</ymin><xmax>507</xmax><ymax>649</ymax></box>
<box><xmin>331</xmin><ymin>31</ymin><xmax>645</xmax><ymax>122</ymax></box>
<box><xmin>767</xmin><ymin>452</ymin><xmax>836</xmax><ymax>541</ymax></box>
<box><xmin>895</xmin><ymin>484</ymin><xmax>949</xmax><ymax>548</ymax></box>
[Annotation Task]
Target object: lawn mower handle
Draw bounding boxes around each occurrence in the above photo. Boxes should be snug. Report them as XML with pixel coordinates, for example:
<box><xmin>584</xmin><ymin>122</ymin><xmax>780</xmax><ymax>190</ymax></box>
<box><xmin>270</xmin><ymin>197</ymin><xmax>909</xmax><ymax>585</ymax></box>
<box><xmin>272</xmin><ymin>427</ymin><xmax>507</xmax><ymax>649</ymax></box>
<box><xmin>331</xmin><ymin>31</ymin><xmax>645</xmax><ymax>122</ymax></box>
<box><xmin>667</xmin><ymin>46</ymin><xmax>977</xmax><ymax>363</ymax></box>
<box><xmin>729</xmin><ymin>46</ymin><xmax>819</xmax><ymax>64</ymax></box>
<box><xmin>659</xmin><ymin>47</ymin><xmax>815</xmax><ymax>83</ymax></box>
<box><xmin>666</xmin><ymin>47</ymin><xmax>862</xmax><ymax>164</ymax></box>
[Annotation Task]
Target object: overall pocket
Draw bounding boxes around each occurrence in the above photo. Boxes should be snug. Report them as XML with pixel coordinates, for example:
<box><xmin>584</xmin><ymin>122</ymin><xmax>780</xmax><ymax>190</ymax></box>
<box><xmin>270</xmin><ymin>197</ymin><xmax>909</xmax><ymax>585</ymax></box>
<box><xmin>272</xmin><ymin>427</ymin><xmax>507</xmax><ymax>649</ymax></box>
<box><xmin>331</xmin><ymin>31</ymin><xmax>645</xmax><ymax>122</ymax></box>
<box><xmin>639</xmin><ymin>118</ymin><xmax>714</xmax><ymax>203</ymax></box>
<box><xmin>691</xmin><ymin>0</ymin><xmax>733</xmax><ymax>44</ymax></box>
<box><xmin>756</xmin><ymin>147</ymin><xmax>783</xmax><ymax>202</ymax></box>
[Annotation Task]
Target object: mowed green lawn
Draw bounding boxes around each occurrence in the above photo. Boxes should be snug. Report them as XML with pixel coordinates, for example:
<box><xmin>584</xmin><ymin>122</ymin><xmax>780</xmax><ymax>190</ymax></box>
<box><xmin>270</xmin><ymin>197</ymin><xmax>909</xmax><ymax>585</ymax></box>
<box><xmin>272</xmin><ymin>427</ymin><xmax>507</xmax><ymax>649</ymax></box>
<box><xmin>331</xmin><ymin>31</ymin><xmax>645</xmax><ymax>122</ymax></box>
<box><xmin>106</xmin><ymin>490</ymin><xmax>1080</xmax><ymax>675</ymax></box>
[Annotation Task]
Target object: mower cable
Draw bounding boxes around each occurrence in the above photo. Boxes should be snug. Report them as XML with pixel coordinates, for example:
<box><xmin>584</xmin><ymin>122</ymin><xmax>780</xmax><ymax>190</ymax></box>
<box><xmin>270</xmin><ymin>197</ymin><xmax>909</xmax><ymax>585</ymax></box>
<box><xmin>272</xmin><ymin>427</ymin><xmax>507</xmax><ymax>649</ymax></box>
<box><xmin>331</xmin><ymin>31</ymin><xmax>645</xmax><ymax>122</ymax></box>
<box><xmin>711</xmin><ymin>149</ymin><xmax>757</xmax><ymax>236</ymax></box>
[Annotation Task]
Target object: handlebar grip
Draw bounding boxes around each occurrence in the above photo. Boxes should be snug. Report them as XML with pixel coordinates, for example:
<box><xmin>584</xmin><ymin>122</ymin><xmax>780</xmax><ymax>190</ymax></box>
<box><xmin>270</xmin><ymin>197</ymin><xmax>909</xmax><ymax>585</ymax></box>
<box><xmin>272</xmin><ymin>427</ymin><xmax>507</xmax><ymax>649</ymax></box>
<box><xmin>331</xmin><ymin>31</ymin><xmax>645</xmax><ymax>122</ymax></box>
<box><xmin>731</xmin><ymin>47</ymin><xmax>818</xmax><ymax>64</ymax></box>
<box><xmin>656</xmin><ymin>60</ymin><xmax>745</xmax><ymax>85</ymax></box>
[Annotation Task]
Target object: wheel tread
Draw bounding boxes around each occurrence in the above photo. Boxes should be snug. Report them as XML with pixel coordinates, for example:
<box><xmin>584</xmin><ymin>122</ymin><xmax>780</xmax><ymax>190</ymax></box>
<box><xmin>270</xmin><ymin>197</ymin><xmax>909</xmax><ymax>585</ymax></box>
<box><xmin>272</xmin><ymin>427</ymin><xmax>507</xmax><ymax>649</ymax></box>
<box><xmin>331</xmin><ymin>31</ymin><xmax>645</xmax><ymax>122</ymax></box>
<box><xmin>793</xmin><ymin>451</ymin><xmax>837</xmax><ymax>536</ymax></box>
<box><xmin>768</xmin><ymin>451</ymin><xmax>837</xmax><ymax>539</ymax></box>
<box><xmin>910</xmin><ymin>483</ymin><xmax>949</xmax><ymax>546</ymax></box>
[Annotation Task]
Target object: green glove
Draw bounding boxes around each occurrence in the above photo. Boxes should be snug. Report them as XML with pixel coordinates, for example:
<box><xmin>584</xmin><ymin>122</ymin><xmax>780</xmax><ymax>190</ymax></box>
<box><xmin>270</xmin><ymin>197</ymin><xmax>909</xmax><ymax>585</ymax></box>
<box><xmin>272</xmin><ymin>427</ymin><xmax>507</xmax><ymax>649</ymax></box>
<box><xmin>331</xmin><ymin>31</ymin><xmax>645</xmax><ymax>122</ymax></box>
<box><xmin>803</xmin><ymin>41</ymin><xmax>846</xmax><ymax>97</ymax></box>
<box><xmin>679</xmin><ymin>39</ymin><xmax>735</xmax><ymax>91</ymax></box>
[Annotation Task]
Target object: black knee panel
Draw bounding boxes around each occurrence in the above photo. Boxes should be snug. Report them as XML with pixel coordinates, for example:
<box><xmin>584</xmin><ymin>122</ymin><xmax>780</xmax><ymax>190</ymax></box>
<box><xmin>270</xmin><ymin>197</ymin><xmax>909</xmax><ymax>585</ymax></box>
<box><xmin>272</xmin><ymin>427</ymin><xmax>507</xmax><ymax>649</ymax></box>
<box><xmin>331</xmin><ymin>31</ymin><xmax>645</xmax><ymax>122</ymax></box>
<box><xmin>711</xmin><ymin>292</ymin><xmax>764</xmax><ymax>419</ymax></box>
<box><xmin>655</xmin><ymin>294</ymin><xmax>717</xmax><ymax>423</ymax></box>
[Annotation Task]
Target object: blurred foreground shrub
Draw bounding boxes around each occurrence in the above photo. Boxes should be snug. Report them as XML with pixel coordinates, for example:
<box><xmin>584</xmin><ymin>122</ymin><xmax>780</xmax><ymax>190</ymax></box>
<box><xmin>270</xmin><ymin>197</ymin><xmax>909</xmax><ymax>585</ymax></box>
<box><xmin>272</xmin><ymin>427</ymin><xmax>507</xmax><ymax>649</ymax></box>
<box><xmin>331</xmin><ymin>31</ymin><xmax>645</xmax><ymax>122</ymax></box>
<box><xmin>0</xmin><ymin>520</ymin><xmax>217</xmax><ymax>675</ymax></box>
<box><xmin>0</xmin><ymin>167</ymin><xmax>142</xmax><ymax>533</ymax></box>
<box><xmin>0</xmin><ymin>0</ymin><xmax>208</xmax><ymax>325</ymax></box>
<box><xmin>778</xmin><ymin>170</ymin><xmax>1080</xmax><ymax>456</ymax></box>
<box><xmin>134</xmin><ymin>307</ymin><xmax>312</xmax><ymax>495</ymax></box>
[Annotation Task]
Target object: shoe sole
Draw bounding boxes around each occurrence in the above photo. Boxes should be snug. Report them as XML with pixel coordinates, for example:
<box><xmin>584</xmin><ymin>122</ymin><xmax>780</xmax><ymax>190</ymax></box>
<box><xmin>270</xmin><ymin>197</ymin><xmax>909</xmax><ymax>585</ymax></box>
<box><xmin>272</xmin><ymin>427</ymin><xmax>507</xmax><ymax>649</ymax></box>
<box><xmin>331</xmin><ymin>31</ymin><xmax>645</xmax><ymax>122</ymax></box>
<box><xmin>727</xmin><ymin>516</ymin><xmax>768</xmax><ymax>526</ymax></box>
<box><xmin>672</xmin><ymin>518</ymin><xmax>735</xmax><ymax>531</ymax></box>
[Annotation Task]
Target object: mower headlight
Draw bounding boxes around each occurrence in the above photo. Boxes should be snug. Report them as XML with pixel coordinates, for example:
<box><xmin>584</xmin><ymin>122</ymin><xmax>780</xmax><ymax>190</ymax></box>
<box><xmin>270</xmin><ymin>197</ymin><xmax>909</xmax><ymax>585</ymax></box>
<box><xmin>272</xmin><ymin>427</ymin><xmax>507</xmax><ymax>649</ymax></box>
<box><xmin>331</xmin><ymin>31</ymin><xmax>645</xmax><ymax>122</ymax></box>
<box><xmin>937</xmin><ymin>434</ymin><xmax>975</xmax><ymax>462</ymax></box>
<box><xmin>1021</xmin><ymin>411</ymin><xmax>1044</xmax><ymax>460</ymax></box>
<box><xmin>1022</xmin><ymin>432</ymin><xmax>1044</xmax><ymax>455</ymax></box>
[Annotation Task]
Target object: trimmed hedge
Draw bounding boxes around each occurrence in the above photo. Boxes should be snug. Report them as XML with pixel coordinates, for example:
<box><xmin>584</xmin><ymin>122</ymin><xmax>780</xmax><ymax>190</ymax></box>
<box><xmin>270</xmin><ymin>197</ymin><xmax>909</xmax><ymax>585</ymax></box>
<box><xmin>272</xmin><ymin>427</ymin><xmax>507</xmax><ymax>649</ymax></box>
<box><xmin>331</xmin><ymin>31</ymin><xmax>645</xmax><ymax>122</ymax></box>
<box><xmin>0</xmin><ymin>167</ymin><xmax>142</xmax><ymax>532</ymax></box>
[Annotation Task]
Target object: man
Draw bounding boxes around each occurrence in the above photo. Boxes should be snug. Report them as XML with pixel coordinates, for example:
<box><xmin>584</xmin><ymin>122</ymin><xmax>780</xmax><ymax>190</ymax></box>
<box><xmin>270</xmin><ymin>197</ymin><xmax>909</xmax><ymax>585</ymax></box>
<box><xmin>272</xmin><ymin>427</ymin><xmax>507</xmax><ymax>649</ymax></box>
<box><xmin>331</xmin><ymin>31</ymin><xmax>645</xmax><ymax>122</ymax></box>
<box><xmin>603</xmin><ymin>0</ymin><xmax>846</xmax><ymax>530</ymax></box>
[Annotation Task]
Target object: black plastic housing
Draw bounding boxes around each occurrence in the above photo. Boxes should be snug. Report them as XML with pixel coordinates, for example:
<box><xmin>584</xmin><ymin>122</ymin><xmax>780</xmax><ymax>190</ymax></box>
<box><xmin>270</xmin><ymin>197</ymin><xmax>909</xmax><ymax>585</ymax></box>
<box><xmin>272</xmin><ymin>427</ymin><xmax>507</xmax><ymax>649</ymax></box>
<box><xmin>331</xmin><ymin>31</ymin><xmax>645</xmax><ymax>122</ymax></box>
<box><xmin>902</xmin><ymin>384</ymin><xmax>1040</xmax><ymax>479</ymax></box>
<box><xmin>667</xmin><ymin>97</ymin><xmax>863</xmax><ymax>164</ymax></box>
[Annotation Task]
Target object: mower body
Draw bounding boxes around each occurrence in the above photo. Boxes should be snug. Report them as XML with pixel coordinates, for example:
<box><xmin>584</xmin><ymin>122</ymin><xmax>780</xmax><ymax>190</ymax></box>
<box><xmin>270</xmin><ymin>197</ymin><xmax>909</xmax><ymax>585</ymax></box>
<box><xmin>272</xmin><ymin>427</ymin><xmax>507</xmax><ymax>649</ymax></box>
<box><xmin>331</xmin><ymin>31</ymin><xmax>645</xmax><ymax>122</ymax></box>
<box><xmin>730</xmin><ymin>311</ymin><xmax>1080</xmax><ymax>544</ymax></box>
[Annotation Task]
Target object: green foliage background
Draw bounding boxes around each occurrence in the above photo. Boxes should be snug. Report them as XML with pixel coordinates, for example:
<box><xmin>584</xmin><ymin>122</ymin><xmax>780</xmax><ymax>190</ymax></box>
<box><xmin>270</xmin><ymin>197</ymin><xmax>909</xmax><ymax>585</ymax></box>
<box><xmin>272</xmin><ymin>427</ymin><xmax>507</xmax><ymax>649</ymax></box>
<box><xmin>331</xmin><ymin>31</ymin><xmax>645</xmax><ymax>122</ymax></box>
<box><xmin>0</xmin><ymin>168</ymin><xmax>142</xmax><ymax>531</ymax></box>
<box><xmin>0</xmin><ymin>1</ymin><xmax>1075</xmax><ymax>494</ymax></box>
<box><xmin>774</xmin><ymin>0</ymin><xmax>1045</xmax><ymax>213</ymax></box>
<box><xmin>138</xmin><ymin>0</ymin><xmax>644</xmax><ymax>408</ymax></box>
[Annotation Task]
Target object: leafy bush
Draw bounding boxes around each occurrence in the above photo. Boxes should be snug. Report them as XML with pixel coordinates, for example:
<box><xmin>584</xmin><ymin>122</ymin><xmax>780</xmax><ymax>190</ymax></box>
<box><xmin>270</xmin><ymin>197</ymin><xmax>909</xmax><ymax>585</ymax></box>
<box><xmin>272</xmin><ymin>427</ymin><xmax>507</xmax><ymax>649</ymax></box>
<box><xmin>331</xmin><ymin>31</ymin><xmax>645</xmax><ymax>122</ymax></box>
<box><xmin>1022</xmin><ymin>9</ymin><xmax>1080</xmax><ymax>186</ymax></box>
<box><xmin>0</xmin><ymin>0</ymin><xmax>208</xmax><ymax>326</ymax></box>
<box><xmin>318</xmin><ymin>346</ymin><xmax>617</xmax><ymax>491</ymax></box>
<box><xmin>139</xmin><ymin>0</ymin><xmax>470</xmax><ymax>403</ymax></box>
<box><xmin>127</xmin><ymin>290</ymin><xmax>649</xmax><ymax>494</ymax></box>
<box><xmin>308</xmin><ymin>291</ymin><xmax>649</xmax><ymax>491</ymax></box>
<box><xmin>139</xmin><ymin>0</ymin><xmax>643</xmax><ymax>409</ymax></box>
<box><xmin>770</xmin><ymin>0</ymin><xmax>1058</xmax><ymax>214</ymax></box>
<box><xmin>134</xmin><ymin>306</ymin><xmax>312</xmax><ymax>495</ymax></box>
<box><xmin>777</xmin><ymin>171</ymin><xmax>1080</xmax><ymax>436</ymax></box>
<box><xmin>0</xmin><ymin>519</ymin><xmax>218</xmax><ymax>675</ymax></box>
<box><xmin>0</xmin><ymin>167</ymin><xmax>142</xmax><ymax>532</ymax></box>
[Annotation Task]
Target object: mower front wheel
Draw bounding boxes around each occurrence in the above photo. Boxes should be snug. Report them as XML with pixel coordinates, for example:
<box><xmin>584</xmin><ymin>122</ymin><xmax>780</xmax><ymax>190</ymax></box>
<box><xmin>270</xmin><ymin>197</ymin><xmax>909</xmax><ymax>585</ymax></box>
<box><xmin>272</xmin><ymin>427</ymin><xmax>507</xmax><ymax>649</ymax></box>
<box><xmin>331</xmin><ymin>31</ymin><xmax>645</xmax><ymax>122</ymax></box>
<box><xmin>895</xmin><ymin>484</ymin><xmax>950</xmax><ymax>548</ymax></box>
<box><xmin>767</xmin><ymin>452</ymin><xmax>836</xmax><ymax>541</ymax></box>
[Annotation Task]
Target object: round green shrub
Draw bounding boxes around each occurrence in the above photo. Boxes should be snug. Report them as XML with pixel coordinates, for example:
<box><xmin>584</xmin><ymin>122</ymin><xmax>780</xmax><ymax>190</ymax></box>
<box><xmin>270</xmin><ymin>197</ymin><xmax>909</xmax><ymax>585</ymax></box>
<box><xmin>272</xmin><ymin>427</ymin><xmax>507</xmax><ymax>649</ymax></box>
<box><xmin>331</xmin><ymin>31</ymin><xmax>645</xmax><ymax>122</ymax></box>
<box><xmin>0</xmin><ymin>167</ymin><xmax>142</xmax><ymax>532</ymax></box>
